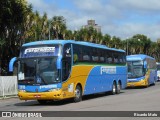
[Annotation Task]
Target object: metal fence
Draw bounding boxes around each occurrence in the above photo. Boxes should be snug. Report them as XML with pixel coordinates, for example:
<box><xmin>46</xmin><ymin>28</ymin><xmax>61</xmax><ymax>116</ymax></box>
<box><xmin>0</xmin><ymin>76</ymin><xmax>17</xmax><ymax>99</ymax></box>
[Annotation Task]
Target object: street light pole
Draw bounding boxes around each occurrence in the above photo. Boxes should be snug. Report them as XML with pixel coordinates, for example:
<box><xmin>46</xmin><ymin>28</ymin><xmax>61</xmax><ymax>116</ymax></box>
<box><xmin>127</xmin><ymin>38</ymin><xmax>128</xmax><ymax>55</ymax></box>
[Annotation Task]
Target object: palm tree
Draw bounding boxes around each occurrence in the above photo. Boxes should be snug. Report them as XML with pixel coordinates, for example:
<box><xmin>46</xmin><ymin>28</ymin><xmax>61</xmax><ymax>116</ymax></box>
<box><xmin>41</xmin><ymin>13</ymin><xmax>48</xmax><ymax>40</ymax></box>
<box><xmin>101</xmin><ymin>34</ymin><xmax>111</xmax><ymax>46</ymax></box>
<box><xmin>95</xmin><ymin>32</ymin><xmax>102</xmax><ymax>44</ymax></box>
<box><xmin>50</xmin><ymin>16</ymin><xmax>66</xmax><ymax>39</ymax></box>
<box><xmin>34</xmin><ymin>11</ymin><xmax>43</xmax><ymax>40</ymax></box>
<box><xmin>64</xmin><ymin>30</ymin><xmax>73</xmax><ymax>40</ymax></box>
<box><xmin>148</xmin><ymin>42</ymin><xmax>159</xmax><ymax>60</ymax></box>
<box><xmin>78</xmin><ymin>28</ymin><xmax>89</xmax><ymax>41</ymax></box>
<box><xmin>132</xmin><ymin>34</ymin><xmax>151</xmax><ymax>54</ymax></box>
<box><xmin>87</xmin><ymin>27</ymin><xmax>96</xmax><ymax>42</ymax></box>
<box><xmin>0</xmin><ymin>0</ymin><xmax>32</xmax><ymax>75</ymax></box>
<box><xmin>111</xmin><ymin>36</ymin><xmax>121</xmax><ymax>48</ymax></box>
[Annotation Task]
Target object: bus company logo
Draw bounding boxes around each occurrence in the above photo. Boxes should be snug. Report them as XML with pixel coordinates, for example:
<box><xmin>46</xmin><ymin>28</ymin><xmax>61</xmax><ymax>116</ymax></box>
<box><xmin>40</xmin><ymin>85</ymin><xmax>57</xmax><ymax>89</ymax></box>
<box><xmin>100</xmin><ymin>66</ymin><xmax>116</xmax><ymax>74</ymax></box>
<box><xmin>2</xmin><ymin>112</ymin><xmax>11</xmax><ymax>117</ymax></box>
<box><xmin>66</xmin><ymin>48</ymin><xmax>70</xmax><ymax>54</ymax></box>
<box><xmin>2</xmin><ymin>112</ymin><xmax>42</xmax><ymax>118</ymax></box>
<box><xmin>65</xmin><ymin>48</ymin><xmax>71</xmax><ymax>57</ymax></box>
<box><xmin>24</xmin><ymin>47</ymin><xmax>55</xmax><ymax>54</ymax></box>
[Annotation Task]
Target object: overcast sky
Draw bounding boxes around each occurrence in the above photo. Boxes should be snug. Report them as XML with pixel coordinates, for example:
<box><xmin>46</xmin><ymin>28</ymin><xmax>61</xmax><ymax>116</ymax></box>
<box><xmin>27</xmin><ymin>0</ymin><xmax>160</xmax><ymax>41</ymax></box>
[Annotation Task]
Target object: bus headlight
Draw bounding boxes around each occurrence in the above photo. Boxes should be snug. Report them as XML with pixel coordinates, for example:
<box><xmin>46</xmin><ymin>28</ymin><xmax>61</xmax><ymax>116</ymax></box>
<box><xmin>141</xmin><ymin>79</ymin><xmax>145</xmax><ymax>85</ymax></box>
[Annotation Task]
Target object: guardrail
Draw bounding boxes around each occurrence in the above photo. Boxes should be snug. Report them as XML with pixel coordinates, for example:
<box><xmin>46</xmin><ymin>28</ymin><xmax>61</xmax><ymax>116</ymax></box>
<box><xmin>0</xmin><ymin>76</ymin><xmax>17</xmax><ymax>99</ymax></box>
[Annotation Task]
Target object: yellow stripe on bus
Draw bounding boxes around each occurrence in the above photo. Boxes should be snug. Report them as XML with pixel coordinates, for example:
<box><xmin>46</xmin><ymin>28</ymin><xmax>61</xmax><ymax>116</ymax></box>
<box><xmin>61</xmin><ymin>65</ymin><xmax>94</xmax><ymax>99</ymax></box>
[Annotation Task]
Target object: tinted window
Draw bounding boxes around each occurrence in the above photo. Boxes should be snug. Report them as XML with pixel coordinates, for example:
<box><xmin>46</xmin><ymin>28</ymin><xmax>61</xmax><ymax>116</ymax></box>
<box><xmin>62</xmin><ymin>44</ymin><xmax>72</xmax><ymax>81</ymax></box>
<box><xmin>73</xmin><ymin>44</ymin><xmax>126</xmax><ymax>65</ymax></box>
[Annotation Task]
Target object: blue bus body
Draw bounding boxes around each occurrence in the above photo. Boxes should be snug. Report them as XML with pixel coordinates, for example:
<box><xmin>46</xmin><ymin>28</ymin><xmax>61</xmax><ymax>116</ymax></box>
<box><xmin>127</xmin><ymin>54</ymin><xmax>157</xmax><ymax>87</ymax></box>
<box><xmin>11</xmin><ymin>40</ymin><xmax>127</xmax><ymax>103</ymax></box>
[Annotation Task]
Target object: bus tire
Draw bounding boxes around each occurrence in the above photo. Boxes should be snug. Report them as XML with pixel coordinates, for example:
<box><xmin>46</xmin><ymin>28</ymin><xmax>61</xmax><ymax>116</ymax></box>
<box><xmin>74</xmin><ymin>85</ymin><xmax>82</xmax><ymax>102</ymax></box>
<box><xmin>116</xmin><ymin>82</ymin><xmax>121</xmax><ymax>94</ymax></box>
<box><xmin>111</xmin><ymin>81</ymin><xmax>116</xmax><ymax>95</ymax></box>
<box><xmin>37</xmin><ymin>100</ymin><xmax>47</xmax><ymax>104</ymax></box>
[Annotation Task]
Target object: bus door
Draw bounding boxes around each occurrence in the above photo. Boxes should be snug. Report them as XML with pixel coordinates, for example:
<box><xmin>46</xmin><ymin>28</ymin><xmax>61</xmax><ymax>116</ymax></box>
<box><xmin>62</xmin><ymin>44</ymin><xmax>73</xmax><ymax>97</ymax></box>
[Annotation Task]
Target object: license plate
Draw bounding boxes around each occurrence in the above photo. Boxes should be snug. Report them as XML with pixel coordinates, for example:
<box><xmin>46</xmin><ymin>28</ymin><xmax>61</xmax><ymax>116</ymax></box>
<box><xmin>34</xmin><ymin>95</ymin><xmax>41</xmax><ymax>98</ymax></box>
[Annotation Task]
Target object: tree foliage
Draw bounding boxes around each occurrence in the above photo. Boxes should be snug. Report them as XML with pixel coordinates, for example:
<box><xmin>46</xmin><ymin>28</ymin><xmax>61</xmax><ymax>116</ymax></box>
<box><xmin>0</xmin><ymin>0</ymin><xmax>160</xmax><ymax>75</ymax></box>
<box><xmin>0</xmin><ymin>0</ymin><xmax>30</xmax><ymax>75</ymax></box>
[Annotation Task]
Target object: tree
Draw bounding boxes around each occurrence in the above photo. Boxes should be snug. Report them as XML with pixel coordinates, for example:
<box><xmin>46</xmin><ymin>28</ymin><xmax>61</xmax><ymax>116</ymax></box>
<box><xmin>75</xmin><ymin>28</ymin><xmax>88</xmax><ymax>41</ymax></box>
<box><xmin>148</xmin><ymin>42</ymin><xmax>160</xmax><ymax>61</ymax></box>
<box><xmin>95</xmin><ymin>32</ymin><xmax>103</xmax><ymax>44</ymax></box>
<box><xmin>0</xmin><ymin>0</ymin><xmax>31</xmax><ymax>75</ymax></box>
<box><xmin>101</xmin><ymin>34</ymin><xmax>111</xmax><ymax>46</ymax></box>
<box><xmin>132</xmin><ymin>34</ymin><xmax>151</xmax><ymax>54</ymax></box>
<box><xmin>1</xmin><ymin>0</ymin><xmax>160</xmax><ymax>74</ymax></box>
<box><xmin>50</xmin><ymin>16</ymin><xmax>66</xmax><ymax>39</ymax></box>
<box><xmin>64</xmin><ymin>30</ymin><xmax>73</xmax><ymax>40</ymax></box>
<box><xmin>39</xmin><ymin>13</ymin><xmax>48</xmax><ymax>40</ymax></box>
<box><xmin>111</xmin><ymin>36</ymin><xmax>121</xmax><ymax>48</ymax></box>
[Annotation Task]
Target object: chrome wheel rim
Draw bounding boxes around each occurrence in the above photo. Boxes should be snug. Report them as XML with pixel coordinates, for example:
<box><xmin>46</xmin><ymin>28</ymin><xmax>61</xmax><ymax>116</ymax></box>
<box><xmin>113</xmin><ymin>84</ymin><xmax>116</xmax><ymax>93</ymax></box>
<box><xmin>75</xmin><ymin>89</ymin><xmax>80</xmax><ymax>98</ymax></box>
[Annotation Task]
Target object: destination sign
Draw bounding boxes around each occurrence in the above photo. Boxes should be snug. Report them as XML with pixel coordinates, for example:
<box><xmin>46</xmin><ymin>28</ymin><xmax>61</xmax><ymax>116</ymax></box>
<box><xmin>24</xmin><ymin>47</ymin><xmax>55</xmax><ymax>54</ymax></box>
<box><xmin>21</xmin><ymin>45</ymin><xmax>60</xmax><ymax>58</ymax></box>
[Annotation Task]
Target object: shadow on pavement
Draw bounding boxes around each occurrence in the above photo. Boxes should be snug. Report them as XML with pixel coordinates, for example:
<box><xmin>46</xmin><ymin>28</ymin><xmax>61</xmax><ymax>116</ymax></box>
<box><xmin>14</xmin><ymin>91</ymin><xmax>125</xmax><ymax>106</ymax></box>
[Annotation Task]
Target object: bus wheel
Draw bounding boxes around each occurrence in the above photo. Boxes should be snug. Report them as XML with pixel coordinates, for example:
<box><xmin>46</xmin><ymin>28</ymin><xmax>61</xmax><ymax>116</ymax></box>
<box><xmin>37</xmin><ymin>100</ymin><xmax>47</xmax><ymax>104</ymax></box>
<box><xmin>74</xmin><ymin>85</ymin><xmax>82</xmax><ymax>102</ymax></box>
<box><xmin>111</xmin><ymin>82</ymin><xmax>116</xmax><ymax>95</ymax></box>
<box><xmin>116</xmin><ymin>82</ymin><xmax>121</xmax><ymax>94</ymax></box>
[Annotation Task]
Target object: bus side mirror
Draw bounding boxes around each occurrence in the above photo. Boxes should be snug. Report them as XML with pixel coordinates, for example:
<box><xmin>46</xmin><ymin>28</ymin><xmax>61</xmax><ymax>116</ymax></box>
<box><xmin>9</xmin><ymin>57</ymin><xmax>17</xmax><ymax>72</ymax></box>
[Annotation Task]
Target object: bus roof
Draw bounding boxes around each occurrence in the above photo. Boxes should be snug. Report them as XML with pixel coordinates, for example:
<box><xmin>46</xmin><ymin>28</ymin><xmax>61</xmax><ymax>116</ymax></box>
<box><xmin>127</xmin><ymin>54</ymin><xmax>155</xmax><ymax>61</ymax></box>
<box><xmin>22</xmin><ymin>40</ymin><xmax>125</xmax><ymax>53</ymax></box>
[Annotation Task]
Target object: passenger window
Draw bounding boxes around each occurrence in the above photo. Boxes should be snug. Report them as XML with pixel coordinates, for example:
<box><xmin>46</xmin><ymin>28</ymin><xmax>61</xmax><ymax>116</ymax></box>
<box><xmin>62</xmin><ymin>44</ymin><xmax>72</xmax><ymax>81</ymax></box>
<box><xmin>62</xmin><ymin>58</ymin><xmax>71</xmax><ymax>81</ymax></box>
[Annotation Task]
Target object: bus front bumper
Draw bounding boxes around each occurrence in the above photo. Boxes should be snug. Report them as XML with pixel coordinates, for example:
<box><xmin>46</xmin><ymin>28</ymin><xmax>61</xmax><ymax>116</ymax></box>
<box><xmin>127</xmin><ymin>79</ymin><xmax>148</xmax><ymax>87</ymax></box>
<box><xmin>18</xmin><ymin>90</ymin><xmax>65</xmax><ymax>100</ymax></box>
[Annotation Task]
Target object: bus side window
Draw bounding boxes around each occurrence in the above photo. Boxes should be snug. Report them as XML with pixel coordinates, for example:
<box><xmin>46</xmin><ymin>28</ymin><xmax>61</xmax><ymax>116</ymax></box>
<box><xmin>62</xmin><ymin>43</ymin><xmax>72</xmax><ymax>81</ymax></box>
<box><xmin>62</xmin><ymin>58</ymin><xmax>71</xmax><ymax>81</ymax></box>
<box><xmin>108</xmin><ymin>56</ymin><xmax>112</xmax><ymax>63</ymax></box>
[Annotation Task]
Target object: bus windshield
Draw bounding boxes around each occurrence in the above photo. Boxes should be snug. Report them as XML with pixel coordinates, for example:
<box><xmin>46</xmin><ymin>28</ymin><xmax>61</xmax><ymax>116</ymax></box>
<box><xmin>18</xmin><ymin>57</ymin><xmax>60</xmax><ymax>85</ymax></box>
<box><xmin>127</xmin><ymin>61</ymin><xmax>144</xmax><ymax>79</ymax></box>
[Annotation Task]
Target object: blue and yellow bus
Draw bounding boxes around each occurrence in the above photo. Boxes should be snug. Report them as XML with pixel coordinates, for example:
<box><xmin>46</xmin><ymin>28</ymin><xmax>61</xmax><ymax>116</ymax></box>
<box><xmin>127</xmin><ymin>54</ymin><xmax>157</xmax><ymax>87</ymax></box>
<box><xmin>16</xmin><ymin>40</ymin><xmax>127</xmax><ymax>104</ymax></box>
